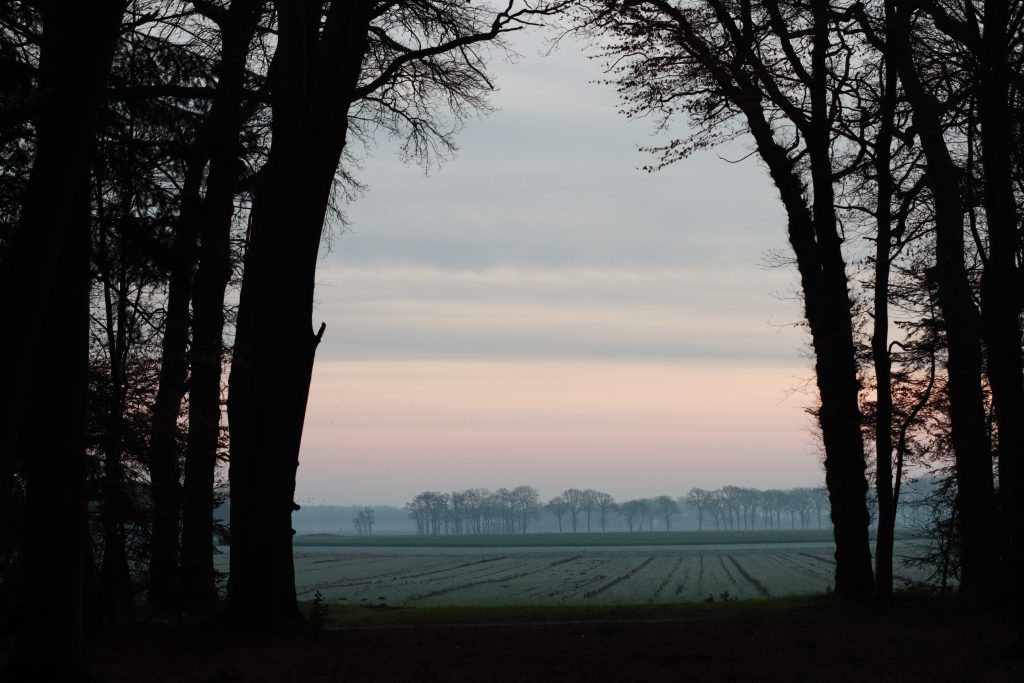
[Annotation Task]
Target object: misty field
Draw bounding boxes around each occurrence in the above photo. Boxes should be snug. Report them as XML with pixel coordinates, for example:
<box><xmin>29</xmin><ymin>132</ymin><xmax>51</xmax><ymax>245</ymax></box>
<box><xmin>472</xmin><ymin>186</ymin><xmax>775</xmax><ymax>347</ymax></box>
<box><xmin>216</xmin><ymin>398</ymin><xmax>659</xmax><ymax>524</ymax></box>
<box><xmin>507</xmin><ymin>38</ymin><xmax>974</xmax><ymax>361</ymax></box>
<box><xmin>217</xmin><ymin>534</ymin><xmax>934</xmax><ymax>607</ymax></box>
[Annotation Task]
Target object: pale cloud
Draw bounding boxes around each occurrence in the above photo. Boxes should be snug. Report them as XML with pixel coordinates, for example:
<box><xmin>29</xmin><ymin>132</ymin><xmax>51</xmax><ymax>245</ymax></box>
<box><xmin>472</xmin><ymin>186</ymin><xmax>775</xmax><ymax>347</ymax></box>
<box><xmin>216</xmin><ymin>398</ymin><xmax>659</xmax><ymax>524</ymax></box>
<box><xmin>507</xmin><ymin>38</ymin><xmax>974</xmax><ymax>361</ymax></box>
<box><xmin>335</xmin><ymin>30</ymin><xmax>787</xmax><ymax>271</ymax></box>
<box><xmin>312</xmin><ymin>265</ymin><xmax>806</xmax><ymax>361</ymax></box>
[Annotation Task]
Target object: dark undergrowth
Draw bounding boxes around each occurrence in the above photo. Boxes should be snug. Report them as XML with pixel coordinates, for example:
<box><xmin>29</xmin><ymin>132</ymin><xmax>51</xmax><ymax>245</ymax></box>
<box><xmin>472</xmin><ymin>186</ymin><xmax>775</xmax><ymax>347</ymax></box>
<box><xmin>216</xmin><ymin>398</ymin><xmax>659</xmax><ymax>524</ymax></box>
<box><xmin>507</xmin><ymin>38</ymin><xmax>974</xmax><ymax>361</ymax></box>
<box><xmin>1</xmin><ymin>592</ymin><xmax>1017</xmax><ymax>682</ymax></box>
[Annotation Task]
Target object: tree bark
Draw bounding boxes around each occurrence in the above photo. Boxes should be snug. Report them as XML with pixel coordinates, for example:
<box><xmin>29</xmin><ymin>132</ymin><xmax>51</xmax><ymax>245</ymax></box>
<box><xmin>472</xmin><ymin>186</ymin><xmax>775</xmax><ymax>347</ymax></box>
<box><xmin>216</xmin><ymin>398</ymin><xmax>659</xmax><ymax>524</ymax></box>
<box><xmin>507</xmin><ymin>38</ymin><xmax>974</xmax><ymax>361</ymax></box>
<box><xmin>872</xmin><ymin>12</ymin><xmax>899</xmax><ymax>605</ymax></box>
<box><xmin>97</xmin><ymin>242</ymin><xmax>136</xmax><ymax>620</ymax></box>
<box><xmin>146</xmin><ymin>160</ymin><xmax>202</xmax><ymax>610</ymax></box>
<box><xmin>737</xmin><ymin>95</ymin><xmax>874</xmax><ymax>599</ymax></box>
<box><xmin>0</xmin><ymin>2</ymin><xmax>125</xmax><ymax>678</ymax></box>
<box><xmin>888</xmin><ymin>0</ymin><xmax>997</xmax><ymax>593</ymax></box>
<box><xmin>225</xmin><ymin>0</ymin><xmax>372</xmax><ymax>627</ymax></box>
<box><xmin>976</xmin><ymin>0</ymin><xmax>1024</xmax><ymax>601</ymax></box>
<box><xmin>9</xmin><ymin>180</ymin><xmax>94</xmax><ymax>680</ymax></box>
<box><xmin>180</xmin><ymin>0</ymin><xmax>267</xmax><ymax>609</ymax></box>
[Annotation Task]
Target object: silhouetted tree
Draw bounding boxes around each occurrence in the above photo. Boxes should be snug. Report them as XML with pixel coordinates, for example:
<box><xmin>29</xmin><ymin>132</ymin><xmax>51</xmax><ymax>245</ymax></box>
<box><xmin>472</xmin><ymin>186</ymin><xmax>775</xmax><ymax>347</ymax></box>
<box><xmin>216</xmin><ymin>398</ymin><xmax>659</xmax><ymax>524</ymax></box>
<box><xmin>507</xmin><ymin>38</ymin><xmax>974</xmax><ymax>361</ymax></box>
<box><xmin>869</xmin><ymin>0</ymin><xmax>997</xmax><ymax>593</ymax></box>
<box><xmin>353</xmin><ymin>507</ymin><xmax>375</xmax><ymax>535</ymax></box>
<box><xmin>178</xmin><ymin>0</ymin><xmax>272</xmax><ymax>612</ymax></box>
<box><xmin>224</xmin><ymin>0</ymin><xmax>566</xmax><ymax>627</ymax></box>
<box><xmin>592</xmin><ymin>491</ymin><xmax>617</xmax><ymax>532</ymax></box>
<box><xmin>654</xmin><ymin>495</ymin><xmax>680</xmax><ymax>531</ymax></box>
<box><xmin>561</xmin><ymin>488</ymin><xmax>587</xmax><ymax>532</ymax></box>
<box><xmin>512</xmin><ymin>485</ymin><xmax>541</xmax><ymax>533</ymax></box>
<box><xmin>574</xmin><ymin>0</ymin><xmax>873</xmax><ymax>597</ymax></box>
<box><xmin>0</xmin><ymin>2</ymin><xmax>127</xmax><ymax>677</ymax></box>
<box><xmin>685</xmin><ymin>488</ymin><xmax>711</xmax><ymax>531</ymax></box>
<box><xmin>547</xmin><ymin>495</ymin><xmax>570</xmax><ymax>532</ymax></box>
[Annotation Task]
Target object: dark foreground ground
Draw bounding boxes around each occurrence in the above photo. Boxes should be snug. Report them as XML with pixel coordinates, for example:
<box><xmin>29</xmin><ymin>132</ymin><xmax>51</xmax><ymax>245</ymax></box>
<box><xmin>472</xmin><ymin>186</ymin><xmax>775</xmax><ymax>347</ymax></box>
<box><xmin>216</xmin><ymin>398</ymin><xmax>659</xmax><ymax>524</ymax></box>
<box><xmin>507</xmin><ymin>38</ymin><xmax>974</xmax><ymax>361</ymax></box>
<box><xmin>3</xmin><ymin>596</ymin><xmax>1019</xmax><ymax>682</ymax></box>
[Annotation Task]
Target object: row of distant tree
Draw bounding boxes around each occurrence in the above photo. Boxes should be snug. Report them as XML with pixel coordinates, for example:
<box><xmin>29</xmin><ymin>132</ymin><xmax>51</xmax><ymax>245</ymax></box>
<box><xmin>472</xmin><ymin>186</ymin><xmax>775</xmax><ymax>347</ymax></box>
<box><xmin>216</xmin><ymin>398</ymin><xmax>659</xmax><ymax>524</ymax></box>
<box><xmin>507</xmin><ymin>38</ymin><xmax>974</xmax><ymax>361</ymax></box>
<box><xmin>402</xmin><ymin>481</ymin><xmax>951</xmax><ymax>537</ymax></box>
<box><xmin>405</xmin><ymin>486</ymin><xmax>835</xmax><ymax>535</ymax></box>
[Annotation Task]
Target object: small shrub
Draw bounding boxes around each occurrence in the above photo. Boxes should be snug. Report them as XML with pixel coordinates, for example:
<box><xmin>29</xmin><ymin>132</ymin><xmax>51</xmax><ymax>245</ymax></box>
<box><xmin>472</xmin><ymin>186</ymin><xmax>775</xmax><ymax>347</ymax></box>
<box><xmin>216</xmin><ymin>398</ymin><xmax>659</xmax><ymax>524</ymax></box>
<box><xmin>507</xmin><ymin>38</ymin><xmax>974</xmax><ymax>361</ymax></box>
<box><xmin>308</xmin><ymin>590</ymin><xmax>328</xmax><ymax>630</ymax></box>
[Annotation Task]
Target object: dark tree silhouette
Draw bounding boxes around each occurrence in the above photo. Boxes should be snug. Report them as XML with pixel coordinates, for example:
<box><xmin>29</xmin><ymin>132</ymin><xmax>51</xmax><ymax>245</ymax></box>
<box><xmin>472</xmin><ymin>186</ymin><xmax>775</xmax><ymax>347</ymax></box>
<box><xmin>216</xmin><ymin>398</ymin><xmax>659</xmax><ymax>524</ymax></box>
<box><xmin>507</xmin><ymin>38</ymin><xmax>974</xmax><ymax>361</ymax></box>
<box><xmin>178</xmin><ymin>0</ymin><xmax>270</xmax><ymax>611</ymax></box>
<box><xmin>575</xmin><ymin>0</ymin><xmax>873</xmax><ymax>598</ymax></box>
<box><xmin>0</xmin><ymin>2</ymin><xmax>127</xmax><ymax>678</ymax></box>
<box><xmin>224</xmin><ymin>0</ymin><xmax>566</xmax><ymax>627</ymax></box>
<box><xmin>870</xmin><ymin>0</ymin><xmax>998</xmax><ymax>593</ymax></box>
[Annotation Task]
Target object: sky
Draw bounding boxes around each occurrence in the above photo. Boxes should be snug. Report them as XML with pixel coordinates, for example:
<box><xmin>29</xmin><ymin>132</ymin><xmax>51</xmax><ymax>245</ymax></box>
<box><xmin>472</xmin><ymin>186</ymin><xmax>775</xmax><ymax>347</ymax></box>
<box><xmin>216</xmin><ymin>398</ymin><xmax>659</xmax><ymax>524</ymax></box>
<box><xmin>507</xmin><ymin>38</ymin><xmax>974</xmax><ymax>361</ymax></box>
<box><xmin>293</xmin><ymin>25</ymin><xmax>823</xmax><ymax>507</ymax></box>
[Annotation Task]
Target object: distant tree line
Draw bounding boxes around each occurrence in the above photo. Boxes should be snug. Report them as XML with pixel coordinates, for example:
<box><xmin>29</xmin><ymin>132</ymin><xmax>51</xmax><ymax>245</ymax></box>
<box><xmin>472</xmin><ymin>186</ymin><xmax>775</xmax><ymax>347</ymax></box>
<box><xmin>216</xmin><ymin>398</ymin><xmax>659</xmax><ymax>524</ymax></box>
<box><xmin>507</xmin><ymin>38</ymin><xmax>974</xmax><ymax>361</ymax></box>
<box><xmin>405</xmin><ymin>486</ymin><xmax>838</xmax><ymax>535</ymax></box>
<box><xmin>407</xmin><ymin>487</ymin><xmax>543</xmax><ymax>535</ymax></box>
<box><xmin>684</xmin><ymin>487</ymin><xmax>831</xmax><ymax>532</ymax></box>
<box><xmin>402</xmin><ymin>482</ymin><xmax>962</xmax><ymax>538</ymax></box>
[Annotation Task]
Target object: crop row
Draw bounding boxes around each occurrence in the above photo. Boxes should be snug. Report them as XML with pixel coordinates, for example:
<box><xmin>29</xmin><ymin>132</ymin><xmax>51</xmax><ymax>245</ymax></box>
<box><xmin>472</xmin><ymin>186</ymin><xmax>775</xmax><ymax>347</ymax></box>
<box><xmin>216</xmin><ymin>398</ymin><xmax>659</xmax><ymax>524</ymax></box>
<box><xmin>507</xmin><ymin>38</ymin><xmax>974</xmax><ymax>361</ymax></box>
<box><xmin>216</xmin><ymin>542</ymin><xmax>935</xmax><ymax>606</ymax></box>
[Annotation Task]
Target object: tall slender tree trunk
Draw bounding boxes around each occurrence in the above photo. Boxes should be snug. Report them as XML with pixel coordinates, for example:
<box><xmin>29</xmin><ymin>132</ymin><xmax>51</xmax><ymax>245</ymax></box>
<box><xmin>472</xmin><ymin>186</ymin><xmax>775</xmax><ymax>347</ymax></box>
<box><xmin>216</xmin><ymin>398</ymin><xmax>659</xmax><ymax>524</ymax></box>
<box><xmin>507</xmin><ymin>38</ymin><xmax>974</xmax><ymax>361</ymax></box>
<box><xmin>888</xmin><ymin>1</ymin><xmax>997</xmax><ymax>593</ymax></box>
<box><xmin>180</xmin><ymin>234</ymin><xmax>228</xmax><ymax>606</ymax></box>
<box><xmin>225</xmin><ymin>1</ymin><xmax>372</xmax><ymax>627</ymax></box>
<box><xmin>147</xmin><ymin>162</ymin><xmax>202</xmax><ymax>610</ymax></box>
<box><xmin>98</xmin><ymin>258</ymin><xmax>136</xmax><ymax>619</ymax></box>
<box><xmin>180</xmin><ymin>0</ymin><xmax>267</xmax><ymax>608</ymax></box>
<box><xmin>872</xmin><ymin>19</ymin><xmax>899</xmax><ymax>605</ymax></box>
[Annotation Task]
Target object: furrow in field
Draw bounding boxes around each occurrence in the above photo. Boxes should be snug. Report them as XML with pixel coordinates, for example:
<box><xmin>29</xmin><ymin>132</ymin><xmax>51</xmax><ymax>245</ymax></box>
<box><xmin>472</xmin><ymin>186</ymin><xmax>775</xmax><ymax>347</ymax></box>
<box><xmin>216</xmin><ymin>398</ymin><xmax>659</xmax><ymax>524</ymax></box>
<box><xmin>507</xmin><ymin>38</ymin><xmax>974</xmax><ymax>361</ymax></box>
<box><xmin>508</xmin><ymin>555</ymin><xmax>590</xmax><ymax>599</ymax></box>
<box><xmin>651</xmin><ymin>556</ymin><xmax>686</xmax><ymax>601</ymax></box>
<box><xmin>583</xmin><ymin>556</ymin><xmax>655</xmax><ymax>598</ymax></box>
<box><xmin>295</xmin><ymin>559</ymin><xmax>431</xmax><ymax>594</ymax></box>
<box><xmin>294</xmin><ymin>556</ymin><xmax>467</xmax><ymax>592</ymax></box>
<box><xmin>404</xmin><ymin>558</ymin><xmax>556</xmax><ymax>601</ymax></box>
<box><xmin>673</xmin><ymin>565</ymin><xmax>692</xmax><ymax>597</ymax></box>
<box><xmin>797</xmin><ymin>552</ymin><xmax>835</xmax><ymax>568</ymax></box>
<box><xmin>727</xmin><ymin>555</ymin><xmax>770</xmax><ymax>596</ymax></box>
<box><xmin>298</xmin><ymin>557</ymin><xmax>520</xmax><ymax>598</ymax></box>
<box><xmin>765</xmin><ymin>551</ymin><xmax>832</xmax><ymax>579</ymax></box>
<box><xmin>514</xmin><ymin>557</ymin><xmax>606</xmax><ymax>600</ymax></box>
<box><xmin>717</xmin><ymin>555</ymin><xmax>739</xmax><ymax>587</ymax></box>
<box><xmin>754</xmin><ymin>552</ymin><xmax>833</xmax><ymax>595</ymax></box>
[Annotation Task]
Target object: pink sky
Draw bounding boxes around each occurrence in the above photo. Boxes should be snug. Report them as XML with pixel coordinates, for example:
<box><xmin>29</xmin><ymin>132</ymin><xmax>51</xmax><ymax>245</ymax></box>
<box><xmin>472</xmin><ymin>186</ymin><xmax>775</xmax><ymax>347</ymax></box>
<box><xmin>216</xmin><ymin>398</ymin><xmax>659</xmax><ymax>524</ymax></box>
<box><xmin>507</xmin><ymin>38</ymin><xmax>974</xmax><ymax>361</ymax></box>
<box><xmin>296</xmin><ymin>358</ymin><xmax>822</xmax><ymax>506</ymax></box>
<box><xmin>292</xmin><ymin>29</ymin><xmax>823</xmax><ymax>507</ymax></box>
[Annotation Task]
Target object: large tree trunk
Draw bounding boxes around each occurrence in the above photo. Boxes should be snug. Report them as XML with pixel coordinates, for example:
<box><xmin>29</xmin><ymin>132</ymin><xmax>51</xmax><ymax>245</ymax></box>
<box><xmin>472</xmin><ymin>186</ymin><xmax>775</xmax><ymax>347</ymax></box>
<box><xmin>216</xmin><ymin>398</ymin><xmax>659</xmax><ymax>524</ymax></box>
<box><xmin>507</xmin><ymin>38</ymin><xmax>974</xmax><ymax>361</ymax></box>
<box><xmin>739</xmin><ymin>96</ymin><xmax>874</xmax><ymax>599</ymax></box>
<box><xmin>180</xmin><ymin>0</ymin><xmax>266</xmax><ymax>609</ymax></box>
<box><xmin>888</xmin><ymin>1</ymin><xmax>997</xmax><ymax>593</ymax></box>
<box><xmin>9</xmin><ymin>185</ymin><xmax>94</xmax><ymax>680</ymax></box>
<box><xmin>977</xmin><ymin>0</ymin><xmax>1024</xmax><ymax>601</ymax></box>
<box><xmin>974</xmin><ymin>3</ymin><xmax>1024</xmax><ymax>649</ymax></box>
<box><xmin>0</xmin><ymin>3</ymin><xmax>125</xmax><ymax>679</ymax></box>
<box><xmin>224</xmin><ymin>1</ymin><xmax>371</xmax><ymax>627</ymax></box>
<box><xmin>658</xmin><ymin>1</ymin><xmax>873</xmax><ymax>599</ymax></box>
<box><xmin>807</xmin><ymin>3</ymin><xmax>874</xmax><ymax>601</ymax></box>
<box><xmin>180</xmin><ymin>217</ymin><xmax>229</xmax><ymax>606</ymax></box>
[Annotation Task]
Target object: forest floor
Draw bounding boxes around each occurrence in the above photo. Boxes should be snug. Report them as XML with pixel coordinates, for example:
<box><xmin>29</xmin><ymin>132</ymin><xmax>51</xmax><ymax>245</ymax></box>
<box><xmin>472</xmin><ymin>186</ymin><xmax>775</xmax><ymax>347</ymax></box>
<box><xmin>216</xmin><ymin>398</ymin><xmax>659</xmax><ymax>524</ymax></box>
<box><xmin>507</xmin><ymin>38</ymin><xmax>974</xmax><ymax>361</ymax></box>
<box><xmin>2</xmin><ymin>594</ymin><xmax>1019</xmax><ymax>682</ymax></box>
